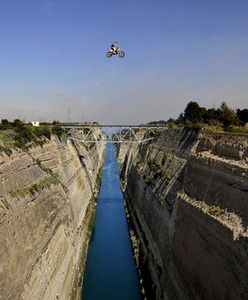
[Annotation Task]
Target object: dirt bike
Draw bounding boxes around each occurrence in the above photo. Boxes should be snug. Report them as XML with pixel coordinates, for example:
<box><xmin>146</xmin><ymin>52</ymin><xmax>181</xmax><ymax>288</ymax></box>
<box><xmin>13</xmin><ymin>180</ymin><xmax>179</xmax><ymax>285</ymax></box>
<box><xmin>106</xmin><ymin>47</ymin><xmax>125</xmax><ymax>58</ymax></box>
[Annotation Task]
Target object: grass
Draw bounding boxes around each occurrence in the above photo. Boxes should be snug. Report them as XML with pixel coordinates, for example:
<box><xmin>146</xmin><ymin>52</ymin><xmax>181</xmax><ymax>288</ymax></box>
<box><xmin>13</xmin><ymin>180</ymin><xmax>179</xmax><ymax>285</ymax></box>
<box><xmin>202</xmin><ymin>123</ymin><xmax>248</xmax><ymax>134</ymax></box>
<box><xmin>0</xmin><ymin>130</ymin><xmax>16</xmax><ymax>150</ymax></box>
<box><xmin>9</xmin><ymin>175</ymin><xmax>60</xmax><ymax>198</ymax></box>
<box><xmin>203</xmin><ymin>125</ymin><xmax>224</xmax><ymax>134</ymax></box>
<box><xmin>208</xmin><ymin>205</ymin><xmax>223</xmax><ymax>217</ymax></box>
<box><xmin>225</xmin><ymin>125</ymin><xmax>248</xmax><ymax>134</ymax></box>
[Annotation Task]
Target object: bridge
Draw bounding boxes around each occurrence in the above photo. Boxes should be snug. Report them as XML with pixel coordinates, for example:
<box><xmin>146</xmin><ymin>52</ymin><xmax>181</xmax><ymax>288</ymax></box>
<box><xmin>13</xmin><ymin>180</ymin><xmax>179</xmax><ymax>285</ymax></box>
<box><xmin>61</xmin><ymin>124</ymin><xmax>168</xmax><ymax>143</ymax></box>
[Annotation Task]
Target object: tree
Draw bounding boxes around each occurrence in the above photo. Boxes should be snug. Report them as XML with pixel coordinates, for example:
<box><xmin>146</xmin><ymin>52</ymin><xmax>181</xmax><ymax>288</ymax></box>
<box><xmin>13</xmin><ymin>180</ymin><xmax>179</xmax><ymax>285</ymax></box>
<box><xmin>203</xmin><ymin>108</ymin><xmax>220</xmax><ymax>123</ymax></box>
<box><xmin>176</xmin><ymin>113</ymin><xmax>185</xmax><ymax>124</ymax></box>
<box><xmin>237</xmin><ymin>109</ymin><xmax>248</xmax><ymax>125</ymax></box>
<box><xmin>218</xmin><ymin>102</ymin><xmax>237</xmax><ymax>127</ymax></box>
<box><xmin>184</xmin><ymin>101</ymin><xmax>203</xmax><ymax>123</ymax></box>
<box><xmin>13</xmin><ymin>125</ymin><xmax>34</xmax><ymax>149</ymax></box>
<box><xmin>13</xmin><ymin>119</ymin><xmax>24</xmax><ymax>128</ymax></box>
<box><xmin>51</xmin><ymin>124</ymin><xmax>64</xmax><ymax>137</ymax></box>
<box><xmin>1</xmin><ymin>119</ymin><xmax>9</xmax><ymax>129</ymax></box>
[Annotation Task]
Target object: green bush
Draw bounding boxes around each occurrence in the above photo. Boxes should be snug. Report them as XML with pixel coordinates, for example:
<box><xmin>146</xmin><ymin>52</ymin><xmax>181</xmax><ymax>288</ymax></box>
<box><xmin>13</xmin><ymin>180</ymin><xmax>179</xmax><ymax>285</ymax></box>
<box><xmin>34</xmin><ymin>125</ymin><xmax>51</xmax><ymax>140</ymax></box>
<box><xmin>0</xmin><ymin>145</ymin><xmax>12</xmax><ymax>156</ymax></box>
<box><xmin>0</xmin><ymin>123</ymin><xmax>53</xmax><ymax>151</ymax></box>
<box><xmin>13</xmin><ymin>125</ymin><xmax>34</xmax><ymax>149</ymax></box>
<box><xmin>144</xmin><ymin>175</ymin><xmax>152</xmax><ymax>184</ymax></box>
<box><xmin>147</xmin><ymin>159</ymin><xmax>171</xmax><ymax>179</ymax></box>
<box><xmin>1</xmin><ymin>119</ymin><xmax>10</xmax><ymax>129</ymax></box>
<box><xmin>208</xmin><ymin>205</ymin><xmax>223</xmax><ymax>216</ymax></box>
<box><xmin>136</xmin><ymin>160</ymin><xmax>144</xmax><ymax>174</ymax></box>
<box><xmin>51</xmin><ymin>123</ymin><xmax>64</xmax><ymax>137</ymax></box>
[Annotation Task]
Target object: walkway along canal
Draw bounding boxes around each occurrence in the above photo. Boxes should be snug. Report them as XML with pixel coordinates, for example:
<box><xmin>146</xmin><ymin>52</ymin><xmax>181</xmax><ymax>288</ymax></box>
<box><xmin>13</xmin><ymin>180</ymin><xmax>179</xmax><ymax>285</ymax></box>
<box><xmin>82</xmin><ymin>143</ymin><xmax>142</xmax><ymax>300</ymax></box>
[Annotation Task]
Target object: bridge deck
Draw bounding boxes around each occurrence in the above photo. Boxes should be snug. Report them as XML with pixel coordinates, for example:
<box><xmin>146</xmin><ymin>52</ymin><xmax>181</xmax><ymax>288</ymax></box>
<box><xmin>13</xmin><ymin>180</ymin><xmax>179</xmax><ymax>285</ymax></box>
<box><xmin>62</xmin><ymin>124</ymin><xmax>168</xmax><ymax>144</ymax></box>
<box><xmin>61</xmin><ymin>123</ymin><xmax>168</xmax><ymax>128</ymax></box>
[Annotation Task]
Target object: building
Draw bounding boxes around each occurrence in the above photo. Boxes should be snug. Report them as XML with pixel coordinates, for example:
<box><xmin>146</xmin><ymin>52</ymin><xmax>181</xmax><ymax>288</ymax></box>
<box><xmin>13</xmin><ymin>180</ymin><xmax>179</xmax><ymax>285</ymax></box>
<box><xmin>31</xmin><ymin>121</ymin><xmax>40</xmax><ymax>127</ymax></box>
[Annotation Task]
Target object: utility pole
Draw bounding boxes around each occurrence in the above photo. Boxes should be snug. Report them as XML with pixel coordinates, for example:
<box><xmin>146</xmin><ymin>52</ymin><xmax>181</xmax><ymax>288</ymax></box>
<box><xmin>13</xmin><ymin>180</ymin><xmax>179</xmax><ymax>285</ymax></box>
<box><xmin>67</xmin><ymin>108</ymin><xmax>71</xmax><ymax>123</ymax></box>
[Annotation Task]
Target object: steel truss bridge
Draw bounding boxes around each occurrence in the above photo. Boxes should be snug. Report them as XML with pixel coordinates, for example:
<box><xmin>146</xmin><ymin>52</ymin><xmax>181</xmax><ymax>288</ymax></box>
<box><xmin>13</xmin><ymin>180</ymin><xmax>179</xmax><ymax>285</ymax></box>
<box><xmin>61</xmin><ymin>124</ymin><xmax>168</xmax><ymax>144</ymax></box>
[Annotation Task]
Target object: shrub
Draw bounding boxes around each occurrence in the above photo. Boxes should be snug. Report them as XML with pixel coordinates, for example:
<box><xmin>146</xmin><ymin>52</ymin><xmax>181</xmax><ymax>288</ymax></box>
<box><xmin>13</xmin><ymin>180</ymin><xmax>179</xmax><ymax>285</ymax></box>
<box><xmin>34</xmin><ymin>125</ymin><xmax>51</xmax><ymax>140</ymax></box>
<box><xmin>1</xmin><ymin>119</ymin><xmax>10</xmax><ymax>129</ymax></box>
<box><xmin>136</xmin><ymin>160</ymin><xmax>144</xmax><ymax>174</ymax></box>
<box><xmin>209</xmin><ymin>205</ymin><xmax>223</xmax><ymax>216</ymax></box>
<box><xmin>13</xmin><ymin>119</ymin><xmax>24</xmax><ymax>128</ymax></box>
<box><xmin>147</xmin><ymin>159</ymin><xmax>170</xmax><ymax>179</ymax></box>
<box><xmin>51</xmin><ymin>123</ymin><xmax>64</xmax><ymax>137</ymax></box>
<box><xmin>13</xmin><ymin>125</ymin><xmax>35</xmax><ymax>149</ymax></box>
<box><xmin>0</xmin><ymin>145</ymin><xmax>12</xmax><ymax>156</ymax></box>
<box><xmin>144</xmin><ymin>175</ymin><xmax>152</xmax><ymax>184</ymax></box>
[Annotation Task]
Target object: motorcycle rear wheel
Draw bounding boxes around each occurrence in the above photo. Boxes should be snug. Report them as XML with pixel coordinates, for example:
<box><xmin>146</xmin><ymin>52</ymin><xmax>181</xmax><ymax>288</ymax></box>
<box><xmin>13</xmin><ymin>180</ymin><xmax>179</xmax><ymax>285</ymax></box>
<box><xmin>106</xmin><ymin>52</ymin><xmax>112</xmax><ymax>58</ymax></box>
<box><xmin>118</xmin><ymin>51</ymin><xmax>125</xmax><ymax>58</ymax></box>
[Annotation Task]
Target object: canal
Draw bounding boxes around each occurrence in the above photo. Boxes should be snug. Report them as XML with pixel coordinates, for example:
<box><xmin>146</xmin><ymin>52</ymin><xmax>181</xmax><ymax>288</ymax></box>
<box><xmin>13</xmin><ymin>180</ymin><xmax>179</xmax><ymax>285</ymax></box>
<box><xmin>82</xmin><ymin>143</ymin><xmax>142</xmax><ymax>300</ymax></box>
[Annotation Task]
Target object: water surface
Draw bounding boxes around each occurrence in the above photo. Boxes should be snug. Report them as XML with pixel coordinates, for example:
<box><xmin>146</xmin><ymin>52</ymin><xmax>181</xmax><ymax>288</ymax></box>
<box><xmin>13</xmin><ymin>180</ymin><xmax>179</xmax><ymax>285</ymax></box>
<box><xmin>82</xmin><ymin>143</ymin><xmax>142</xmax><ymax>300</ymax></box>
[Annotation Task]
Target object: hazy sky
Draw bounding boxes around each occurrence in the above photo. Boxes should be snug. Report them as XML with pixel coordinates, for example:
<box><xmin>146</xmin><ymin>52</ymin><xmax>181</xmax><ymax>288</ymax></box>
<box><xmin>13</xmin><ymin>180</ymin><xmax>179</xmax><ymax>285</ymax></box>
<box><xmin>0</xmin><ymin>0</ymin><xmax>248</xmax><ymax>123</ymax></box>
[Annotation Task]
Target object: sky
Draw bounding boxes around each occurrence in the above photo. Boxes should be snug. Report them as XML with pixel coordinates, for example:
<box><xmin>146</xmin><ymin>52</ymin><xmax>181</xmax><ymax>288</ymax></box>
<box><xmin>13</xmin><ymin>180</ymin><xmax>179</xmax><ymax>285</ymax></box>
<box><xmin>0</xmin><ymin>0</ymin><xmax>248</xmax><ymax>124</ymax></box>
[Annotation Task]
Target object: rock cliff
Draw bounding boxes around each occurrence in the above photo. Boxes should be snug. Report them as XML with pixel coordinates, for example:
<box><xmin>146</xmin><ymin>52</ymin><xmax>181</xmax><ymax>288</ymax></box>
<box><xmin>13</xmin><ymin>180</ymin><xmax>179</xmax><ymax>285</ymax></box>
<box><xmin>0</xmin><ymin>134</ymin><xmax>105</xmax><ymax>300</ymax></box>
<box><xmin>117</xmin><ymin>128</ymin><xmax>248</xmax><ymax>300</ymax></box>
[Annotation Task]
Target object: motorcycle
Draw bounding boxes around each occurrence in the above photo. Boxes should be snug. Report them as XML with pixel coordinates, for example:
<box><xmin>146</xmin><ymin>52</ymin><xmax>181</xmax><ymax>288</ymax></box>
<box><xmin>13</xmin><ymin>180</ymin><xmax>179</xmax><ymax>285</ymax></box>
<box><xmin>106</xmin><ymin>47</ymin><xmax>125</xmax><ymax>58</ymax></box>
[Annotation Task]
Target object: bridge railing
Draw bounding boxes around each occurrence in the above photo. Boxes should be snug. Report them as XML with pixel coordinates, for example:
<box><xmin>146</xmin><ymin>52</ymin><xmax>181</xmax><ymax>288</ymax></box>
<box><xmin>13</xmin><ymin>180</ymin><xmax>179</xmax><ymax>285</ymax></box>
<box><xmin>61</xmin><ymin>124</ymin><xmax>168</xmax><ymax>144</ymax></box>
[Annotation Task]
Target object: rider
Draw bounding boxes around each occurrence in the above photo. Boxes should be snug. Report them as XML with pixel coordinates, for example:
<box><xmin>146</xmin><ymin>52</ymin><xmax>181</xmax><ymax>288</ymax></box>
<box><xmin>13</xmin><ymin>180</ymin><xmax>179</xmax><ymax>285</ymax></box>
<box><xmin>111</xmin><ymin>42</ymin><xmax>118</xmax><ymax>53</ymax></box>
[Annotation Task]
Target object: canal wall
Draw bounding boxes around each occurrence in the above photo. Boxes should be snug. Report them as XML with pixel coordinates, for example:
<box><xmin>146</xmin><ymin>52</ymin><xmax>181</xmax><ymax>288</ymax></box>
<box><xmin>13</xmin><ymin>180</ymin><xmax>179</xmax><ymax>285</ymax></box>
<box><xmin>0</xmin><ymin>133</ymin><xmax>105</xmax><ymax>300</ymax></box>
<box><xmin>117</xmin><ymin>128</ymin><xmax>248</xmax><ymax>300</ymax></box>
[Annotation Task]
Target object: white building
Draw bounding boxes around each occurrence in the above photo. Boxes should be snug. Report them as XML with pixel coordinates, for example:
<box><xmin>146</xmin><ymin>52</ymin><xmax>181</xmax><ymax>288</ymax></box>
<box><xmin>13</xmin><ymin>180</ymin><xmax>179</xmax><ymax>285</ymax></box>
<box><xmin>31</xmin><ymin>121</ymin><xmax>40</xmax><ymax>127</ymax></box>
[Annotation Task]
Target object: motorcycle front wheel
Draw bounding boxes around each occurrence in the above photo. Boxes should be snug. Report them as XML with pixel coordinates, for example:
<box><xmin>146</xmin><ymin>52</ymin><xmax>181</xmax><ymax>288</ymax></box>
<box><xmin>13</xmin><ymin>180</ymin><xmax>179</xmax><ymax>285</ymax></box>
<box><xmin>118</xmin><ymin>51</ymin><xmax>125</xmax><ymax>58</ymax></box>
<box><xmin>106</xmin><ymin>52</ymin><xmax>112</xmax><ymax>58</ymax></box>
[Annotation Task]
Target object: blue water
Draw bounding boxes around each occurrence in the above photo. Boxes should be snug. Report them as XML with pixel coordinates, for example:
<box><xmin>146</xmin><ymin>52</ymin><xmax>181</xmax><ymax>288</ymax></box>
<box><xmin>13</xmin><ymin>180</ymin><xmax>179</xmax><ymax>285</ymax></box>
<box><xmin>82</xmin><ymin>143</ymin><xmax>142</xmax><ymax>300</ymax></box>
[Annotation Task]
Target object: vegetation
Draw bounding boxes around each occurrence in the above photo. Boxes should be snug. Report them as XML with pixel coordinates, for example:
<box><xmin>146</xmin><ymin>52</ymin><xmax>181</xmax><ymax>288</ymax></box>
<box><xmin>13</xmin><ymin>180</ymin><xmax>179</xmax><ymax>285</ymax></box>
<box><xmin>182</xmin><ymin>101</ymin><xmax>240</xmax><ymax>128</ymax></box>
<box><xmin>149</xmin><ymin>101</ymin><xmax>248</xmax><ymax>133</ymax></box>
<box><xmin>147</xmin><ymin>159</ymin><xmax>171</xmax><ymax>179</ymax></box>
<box><xmin>208</xmin><ymin>205</ymin><xmax>223</xmax><ymax>217</ymax></box>
<box><xmin>136</xmin><ymin>160</ymin><xmax>144</xmax><ymax>174</ymax></box>
<box><xmin>139</xmin><ymin>157</ymin><xmax>172</xmax><ymax>185</ymax></box>
<box><xmin>88</xmin><ymin>209</ymin><xmax>96</xmax><ymax>235</ymax></box>
<box><xmin>143</xmin><ymin>175</ymin><xmax>152</xmax><ymax>184</ymax></box>
<box><xmin>0</xmin><ymin>145</ymin><xmax>12</xmax><ymax>156</ymax></box>
<box><xmin>9</xmin><ymin>175</ymin><xmax>60</xmax><ymax>198</ymax></box>
<box><xmin>51</xmin><ymin>122</ymin><xmax>64</xmax><ymax>138</ymax></box>
<box><xmin>0</xmin><ymin>119</ymin><xmax>65</xmax><ymax>151</ymax></box>
<box><xmin>84</xmin><ymin>200</ymin><xmax>97</xmax><ymax>239</ymax></box>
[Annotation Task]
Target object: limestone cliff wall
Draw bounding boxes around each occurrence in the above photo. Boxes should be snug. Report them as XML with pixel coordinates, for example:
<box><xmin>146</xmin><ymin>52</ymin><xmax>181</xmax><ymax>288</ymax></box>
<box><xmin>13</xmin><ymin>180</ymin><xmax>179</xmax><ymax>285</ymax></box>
<box><xmin>0</xmin><ymin>134</ymin><xmax>105</xmax><ymax>300</ymax></box>
<box><xmin>117</xmin><ymin>129</ymin><xmax>248</xmax><ymax>300</ymax></box>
